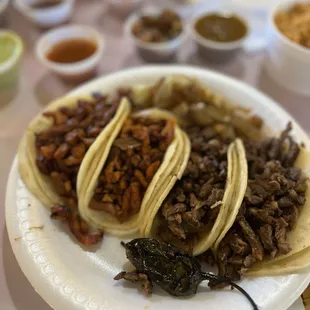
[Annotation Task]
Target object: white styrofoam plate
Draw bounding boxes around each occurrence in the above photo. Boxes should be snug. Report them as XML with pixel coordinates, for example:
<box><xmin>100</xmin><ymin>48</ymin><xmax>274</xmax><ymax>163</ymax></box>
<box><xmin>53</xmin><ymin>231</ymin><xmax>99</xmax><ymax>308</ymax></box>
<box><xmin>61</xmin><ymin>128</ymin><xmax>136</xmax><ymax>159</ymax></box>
<box><xmin>6</xmin><ymin>66</ymin><xmax>310</xmax><ymax>310</ymax></box>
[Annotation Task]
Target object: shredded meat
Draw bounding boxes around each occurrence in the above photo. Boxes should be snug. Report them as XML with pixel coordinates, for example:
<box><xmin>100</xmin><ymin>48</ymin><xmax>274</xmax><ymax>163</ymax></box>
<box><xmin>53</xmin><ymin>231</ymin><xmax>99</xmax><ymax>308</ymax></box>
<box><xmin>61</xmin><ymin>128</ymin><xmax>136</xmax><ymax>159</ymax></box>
<box><xmin>90</xmin><ymin>117</ymin><xmax>175</xmax><ymax>222</ymax></box>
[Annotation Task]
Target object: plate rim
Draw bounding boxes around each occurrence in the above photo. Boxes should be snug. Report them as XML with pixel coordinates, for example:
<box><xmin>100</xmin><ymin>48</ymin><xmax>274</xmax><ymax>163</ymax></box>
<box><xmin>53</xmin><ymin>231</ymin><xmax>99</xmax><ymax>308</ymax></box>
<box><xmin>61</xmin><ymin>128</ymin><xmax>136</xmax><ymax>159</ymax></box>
<box><xmin>6</xmin><ymin>65</ymin><xmax>310</xmax><ymax>310</ymax></box>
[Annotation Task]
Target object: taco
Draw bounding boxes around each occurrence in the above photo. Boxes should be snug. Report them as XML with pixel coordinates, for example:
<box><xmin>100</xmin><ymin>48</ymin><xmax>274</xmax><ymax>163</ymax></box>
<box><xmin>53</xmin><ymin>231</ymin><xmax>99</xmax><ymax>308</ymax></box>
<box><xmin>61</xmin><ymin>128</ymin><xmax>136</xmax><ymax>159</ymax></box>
<box><xmin>140</xmin><ymin>124</ymin><xmax>248</xmax><ymax>256</ymax></box>
<box><xmin>130</xmin><ymin>75</ymin><xmax>263</xmax><ymax>140</ymax></box>
<box><xmin>210</xmin><ymin>123</ymin><xmax>310</xmax><ymax>280</ymax></box>
<box><xmin>78</xmin><ymin>108</ymin><xmax>190</xmax><ymax>236</ymax></box>
<box><xmin>19</xmin><ymin>94</ymin><xmax>131</xmax><ymax>212</ymax></box>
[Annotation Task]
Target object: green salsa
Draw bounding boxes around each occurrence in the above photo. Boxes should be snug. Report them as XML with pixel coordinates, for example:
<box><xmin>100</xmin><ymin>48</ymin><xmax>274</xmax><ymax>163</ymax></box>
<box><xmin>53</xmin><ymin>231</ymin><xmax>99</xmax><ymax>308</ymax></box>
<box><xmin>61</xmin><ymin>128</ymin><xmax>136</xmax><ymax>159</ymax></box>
<box><xmin>195</xmin><ymin>13</ymin><xmax>247</xmax><ymax>43</ymax></box>
<box><xmin>0</xmin><ymin>35</ymin><xmax>16</xmax><ymax>65</ymax></box>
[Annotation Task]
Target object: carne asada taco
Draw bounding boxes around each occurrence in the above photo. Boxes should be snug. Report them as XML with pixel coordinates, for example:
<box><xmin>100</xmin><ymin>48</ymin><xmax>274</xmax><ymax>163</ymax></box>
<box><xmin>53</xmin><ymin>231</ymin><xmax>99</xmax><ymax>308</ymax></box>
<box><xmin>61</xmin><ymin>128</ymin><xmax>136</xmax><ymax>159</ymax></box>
<box><xmin>244</xmin><ymin>146</ymin><xmax>310</xmax><ymax>276</ymax></box>
<box><xmin>210</xmin><ymin>124</ymin><xmax>310</xmax><ymax>280</ymax></box>
<box><xmin>141</xmin><ymin>134</ymin><xmax>248</xmax><ymax>256</ymax></box>
<box><xmin>19</xmin><ymin>94</ymin><xmax>131</xmax><ymax>211</ymax></box>
<box><xmin>78</xmin><ymin>108</ymin><xmax>190</xmax><ymax>236</ymax></box>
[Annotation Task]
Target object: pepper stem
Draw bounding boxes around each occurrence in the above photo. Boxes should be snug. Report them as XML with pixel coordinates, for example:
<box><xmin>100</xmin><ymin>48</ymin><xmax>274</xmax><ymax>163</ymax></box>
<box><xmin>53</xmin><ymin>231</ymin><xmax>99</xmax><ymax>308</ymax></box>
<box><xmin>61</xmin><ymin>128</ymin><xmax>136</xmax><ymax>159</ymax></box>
<box><xmin>202</xmin><ymin>272</ymin><xmax>259</xmax><ymax>310</ymax></box>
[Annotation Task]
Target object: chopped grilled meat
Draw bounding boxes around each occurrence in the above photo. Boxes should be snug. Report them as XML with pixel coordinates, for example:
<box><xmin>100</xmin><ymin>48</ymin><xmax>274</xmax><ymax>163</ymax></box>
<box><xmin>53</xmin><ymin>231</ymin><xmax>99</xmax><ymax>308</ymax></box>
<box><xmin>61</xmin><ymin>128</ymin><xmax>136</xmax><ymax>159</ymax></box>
<box><xmin>238</xmin><ymin>217</ymin><xmax>264</xmax><ymax>261</ymax></box>
<box><xmin>51</xmin><ymin>204</ymin><xmax>103</xmax><ymax>245</ymax></box>
<box><xmin>35</xmin><ymin>96</ymin><xmax>121</xmax><ymax>245</ymax></box>
<box><xmin>209</xmin><ymin>123</ymin><xmax>307</xmax><ymax>285</ymax></box>
<box><xmin>274</xmin><ymin>218</ymin><xmax>291</xmax><ymax>254</ymax></box>
<box><xmin>229</xmin><ymin>233</ymin><xmax>250</xmax><ymax>256</ymax></box>
<box><xmin>258</xmin><ymin>225</ymin><xmax>276</xmax><ymax>256</ymax></box>
<box><xmin>114</xmin><ymin>270</ymin><xmax>153</xmax><ymax>296</ymax></box>
<box><xmin>35</xmin><ymin>96</ymin><xmax>119</xmax><ymax>208</ymax></box>
<box><xmin>158</xmin><ymin>124</ymin><xmax>231</xmax><ymax>247</ymax></box>
<box><xmin>90</xmin><ymin>117</ymin><xmax>174</xmax><ymax>222</ymax></box>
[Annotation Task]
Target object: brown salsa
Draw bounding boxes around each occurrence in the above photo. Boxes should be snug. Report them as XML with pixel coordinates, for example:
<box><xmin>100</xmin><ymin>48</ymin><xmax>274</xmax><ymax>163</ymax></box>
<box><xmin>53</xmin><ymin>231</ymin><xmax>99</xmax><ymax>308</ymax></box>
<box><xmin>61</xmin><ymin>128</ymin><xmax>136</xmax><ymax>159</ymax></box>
<box><xmin>31</xmin><ymin>0</ymin><xmax>63</xmax><ymax>9</ymax></box>
<box><xmin>46</xmin><ymin>39</ymin><xmax>97</xmax><ymax>64</ymax></box>
<box><xmin>195</xmin><ymin>13</ymin><xmax>247</xmax><ymax>42</ymax></box>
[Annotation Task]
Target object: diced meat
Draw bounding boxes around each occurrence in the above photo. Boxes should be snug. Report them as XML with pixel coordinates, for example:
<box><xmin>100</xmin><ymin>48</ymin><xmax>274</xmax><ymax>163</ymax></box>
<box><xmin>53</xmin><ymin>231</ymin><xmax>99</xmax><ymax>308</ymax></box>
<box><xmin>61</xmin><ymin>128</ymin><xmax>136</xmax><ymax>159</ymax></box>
<box><xmin>238</xmin><ymin>217</ymin><xmax>264</xmax><ymax>261</ymax></box>
<box><xmin>90</xmin><ymin>117</ymin><xmax>174</xmax><ymax>222</ymax></box>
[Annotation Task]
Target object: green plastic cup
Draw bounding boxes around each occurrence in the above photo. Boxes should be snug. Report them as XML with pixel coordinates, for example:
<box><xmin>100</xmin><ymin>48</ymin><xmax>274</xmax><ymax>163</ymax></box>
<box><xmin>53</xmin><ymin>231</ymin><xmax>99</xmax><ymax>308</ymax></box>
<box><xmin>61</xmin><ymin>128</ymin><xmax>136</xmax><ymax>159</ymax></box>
<box><xmin>0</xmin><ymin>30</ymin><xmax>23</xmax><ymax>103</ymax></box>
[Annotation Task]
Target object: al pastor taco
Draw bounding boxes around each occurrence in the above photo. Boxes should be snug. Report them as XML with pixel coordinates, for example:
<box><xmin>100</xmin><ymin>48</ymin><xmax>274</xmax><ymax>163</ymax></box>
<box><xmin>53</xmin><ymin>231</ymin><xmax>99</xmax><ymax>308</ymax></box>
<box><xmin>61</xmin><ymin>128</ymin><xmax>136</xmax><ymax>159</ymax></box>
<box><xmin>78</xmin><ymin>108</ymin><xmax>190</xmax><ymax>236</ymax></box>
<box><xmin>18</xmin><ymin>94</ymin><xmax>131</xmax><ymax>244</ymax></box>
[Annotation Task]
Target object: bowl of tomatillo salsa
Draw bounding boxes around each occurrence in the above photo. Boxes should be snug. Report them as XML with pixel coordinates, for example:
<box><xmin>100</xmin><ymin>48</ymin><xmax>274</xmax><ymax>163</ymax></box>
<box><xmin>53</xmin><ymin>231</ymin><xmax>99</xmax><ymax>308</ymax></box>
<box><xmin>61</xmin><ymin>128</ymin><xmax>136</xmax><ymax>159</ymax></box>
<box><xmin>125</xmin><ymin>8</ymin><xmax>188</xmax><ymax>62</ymax></box>
<box><xmin>191</xmin><ymin>11</ymin><xmax>249</xmax><ymax>62</ymax></box>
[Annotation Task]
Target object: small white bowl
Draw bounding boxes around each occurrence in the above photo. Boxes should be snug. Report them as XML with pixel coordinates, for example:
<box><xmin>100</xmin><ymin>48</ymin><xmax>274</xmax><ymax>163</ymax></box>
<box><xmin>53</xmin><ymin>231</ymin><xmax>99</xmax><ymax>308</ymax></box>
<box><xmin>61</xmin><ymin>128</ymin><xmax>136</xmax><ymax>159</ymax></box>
<box><xmin>124</xmin><ymin>8</ymin><xmax>188</xmax><ymax>63</ymax></box>
<box><xmin>35</xmin><ymin>25</ymin><xmax>105</xmax><ymax>82</ymax></box>
<box><xmin>265</xmin><ymin>0</ymin><xmax>310</xmax><ymax>96</ymax></box>
<box><xmin>14</xmin><ymin>0</ymin><xmax>75</xmax><ymax>28</ymax></box>
<box><xmin>190</xmin><ymin>11</ymin><xmax>249</xmax><ymax>63</ymax></box>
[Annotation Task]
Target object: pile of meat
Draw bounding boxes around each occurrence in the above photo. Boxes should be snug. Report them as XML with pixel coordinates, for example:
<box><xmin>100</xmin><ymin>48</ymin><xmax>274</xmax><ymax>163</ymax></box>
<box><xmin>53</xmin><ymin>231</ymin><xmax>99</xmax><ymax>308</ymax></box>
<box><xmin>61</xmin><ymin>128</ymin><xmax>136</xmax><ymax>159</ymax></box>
<box><xmin>35</xmin><ymin>94</ymin><xmax>119</xmax><ymax>244</ymax></box>
<box><xmin>210</xmin><ymin>123</ymin><xmax>308</xmax><ymax>282</ymax></box>
<box><xmin>158</xmin><ymin>123</ymin><xmax>236</xmax><ymax>251</ymax></box>
<box><xmin>131</xmin><ymin>9</ymin><xmax>182</xmax><ymax>43</ymax></box>
<box><xmin>90</xmin><ymin>117</ymin><xmax>175</xmax><ymax>222</ymax></box>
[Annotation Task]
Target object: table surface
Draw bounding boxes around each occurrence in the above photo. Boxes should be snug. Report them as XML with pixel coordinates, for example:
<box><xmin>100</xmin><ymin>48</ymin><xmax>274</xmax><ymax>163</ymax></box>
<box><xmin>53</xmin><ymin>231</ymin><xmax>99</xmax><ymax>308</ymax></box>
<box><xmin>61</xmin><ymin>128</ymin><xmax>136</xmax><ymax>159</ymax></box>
<box><xmin>1</xmin><ymin>1</ymin><xmax>310</xmax><ymax>310</ymax></box>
